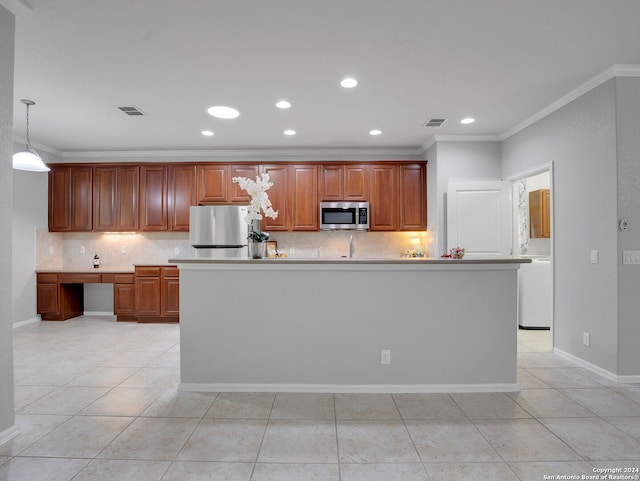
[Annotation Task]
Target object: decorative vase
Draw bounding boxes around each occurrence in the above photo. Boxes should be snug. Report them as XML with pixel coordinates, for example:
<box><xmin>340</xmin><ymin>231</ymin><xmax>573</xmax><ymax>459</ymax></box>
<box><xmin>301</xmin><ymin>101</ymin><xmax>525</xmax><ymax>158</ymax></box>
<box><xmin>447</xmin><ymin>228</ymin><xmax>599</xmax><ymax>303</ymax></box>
<box><xmin>248</xmin><ymin>240</ymin><xmax>266</xmax><ymax>259</ymax></box>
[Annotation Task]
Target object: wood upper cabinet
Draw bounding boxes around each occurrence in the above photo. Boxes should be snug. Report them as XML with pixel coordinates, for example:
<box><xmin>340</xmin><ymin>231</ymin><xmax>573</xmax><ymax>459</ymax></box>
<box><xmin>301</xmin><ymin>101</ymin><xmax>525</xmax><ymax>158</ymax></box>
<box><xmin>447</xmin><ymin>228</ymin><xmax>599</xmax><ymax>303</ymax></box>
<box><xmin>529</xmin><ymin>188</ymin><xmax>551</xmax><ymax>238</ymax></box>
<box><xmin>93</xmin><ymin>165</ymin><xmax>139</xmax><ymax>231</ymax></box>
<box><xmin>196</xmin><ymin>164</ymin><xmax>228</xmax><ymax>204</ymax></box>
<box><xmin>290</xmin><ymin>164</ymin><xmax>318</xmax><ymax>231</ymax></box>
<box><xmin>168</xmin><ymin>164</ymin><xmax>196</xmax><ymax>231</ymax></box>
<box><xmin>398</xmin><ymin>163</ymin><xmax>427</xmax><ymax>231</ymax></box>
<box><xmin>320</xmin><ymin>164</ymin><xmax>369</xmax><ymax>201</ymax></box>
<box><xmin>139</xmin><ymin>165</ymin><xmax>168</xmax><ymax>231</ymax></box>
<box><xmin>230</xmin><ymin>164</ymin><xmax>259</xmax><ymax>202</ymax></box>
<box><xmin>369</xmin><ymin>164</ymin><xmax>398</xmax><ymax>231</ymax></box>
<box><xmin>48</xmin><ymin>165</ymin><xmax>93</xmax><ymax>231</ymax></box>
<box><xmin>260</xmin><ymin>164</ymin><xmax>289</xmax><ymax>231</ymax></box>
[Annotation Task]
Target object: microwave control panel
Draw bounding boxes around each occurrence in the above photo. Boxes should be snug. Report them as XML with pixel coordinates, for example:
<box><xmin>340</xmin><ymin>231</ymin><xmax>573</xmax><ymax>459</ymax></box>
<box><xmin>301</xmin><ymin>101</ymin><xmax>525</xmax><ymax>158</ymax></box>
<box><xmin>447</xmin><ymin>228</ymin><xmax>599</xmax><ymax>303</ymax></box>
<box><xmin>359</xmin><ymin>208</ymin><xmax>368</xmax><ymax>224</ymax></box>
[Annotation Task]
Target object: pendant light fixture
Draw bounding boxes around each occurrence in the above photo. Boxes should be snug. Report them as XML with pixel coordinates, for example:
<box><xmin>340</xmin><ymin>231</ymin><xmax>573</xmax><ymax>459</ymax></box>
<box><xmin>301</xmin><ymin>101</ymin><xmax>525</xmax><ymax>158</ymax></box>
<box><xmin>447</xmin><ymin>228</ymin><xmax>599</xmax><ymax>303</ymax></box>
<box><xmin>12</xmin><ymin>99</ymin><xmax>50</xmax><ymax>172</ymax></box>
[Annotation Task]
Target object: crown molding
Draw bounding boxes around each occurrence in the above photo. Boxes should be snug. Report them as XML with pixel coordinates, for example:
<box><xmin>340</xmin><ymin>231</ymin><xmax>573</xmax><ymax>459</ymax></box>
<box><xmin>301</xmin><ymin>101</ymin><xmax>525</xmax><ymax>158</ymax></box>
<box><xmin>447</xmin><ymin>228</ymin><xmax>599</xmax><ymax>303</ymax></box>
<box><xmin>62</xmin><ymin>147</ymin><xmax>426</xmax><ymax>162</ymax></box>
<box><xmin>500</xmin><ymin>64</ymin><xmax>640</xmax><ymax>140</ymax></box>
<box><xmin>433</xmin><ymin>135</ymin><xmax>501</xmax><ymax>142</ymax></box>
<box><xmin>12</xmin><ymin>135</ymin><xmax>63</xmax><ymax>156</ymax></box>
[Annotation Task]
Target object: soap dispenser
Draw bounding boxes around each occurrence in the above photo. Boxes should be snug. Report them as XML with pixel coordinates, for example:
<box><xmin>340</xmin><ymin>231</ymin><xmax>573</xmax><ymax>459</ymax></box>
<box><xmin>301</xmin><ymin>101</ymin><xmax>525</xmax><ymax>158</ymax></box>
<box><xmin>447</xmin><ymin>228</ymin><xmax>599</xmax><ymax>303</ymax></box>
<box><xmin>93</xmin><ymin>253</ymin><xmax>100</xmax><ymax>269</ymax></box>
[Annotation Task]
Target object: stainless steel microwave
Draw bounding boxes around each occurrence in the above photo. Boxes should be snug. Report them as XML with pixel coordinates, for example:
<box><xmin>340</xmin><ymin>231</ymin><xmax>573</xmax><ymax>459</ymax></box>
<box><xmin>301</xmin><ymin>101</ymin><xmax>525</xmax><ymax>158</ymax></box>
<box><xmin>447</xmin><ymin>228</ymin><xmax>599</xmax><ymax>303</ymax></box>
<box><xmin>319</xmin><ymin>202</ymin><xmax>369</xmax><ymax>230</ymax></box>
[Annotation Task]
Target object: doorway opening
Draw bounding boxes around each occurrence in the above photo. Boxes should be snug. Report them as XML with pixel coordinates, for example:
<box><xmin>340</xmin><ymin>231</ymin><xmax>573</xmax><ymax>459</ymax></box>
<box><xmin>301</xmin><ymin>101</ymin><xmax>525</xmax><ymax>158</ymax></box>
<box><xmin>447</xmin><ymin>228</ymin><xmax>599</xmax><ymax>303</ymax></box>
<box><xmin>510</xmin><ymin>166</ymin><xmax>554</xmax><ymax>353</ymax></box>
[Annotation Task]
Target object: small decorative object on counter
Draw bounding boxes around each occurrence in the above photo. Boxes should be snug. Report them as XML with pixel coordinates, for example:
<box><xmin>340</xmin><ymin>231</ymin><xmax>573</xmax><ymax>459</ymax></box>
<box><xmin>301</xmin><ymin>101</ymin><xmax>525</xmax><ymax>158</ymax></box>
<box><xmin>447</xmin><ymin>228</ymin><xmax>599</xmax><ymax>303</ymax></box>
<box><xmin>450</xmin><ymin>247</ymin><xmax>465</xmax><ymax>259</ymax></box>
<box><xmin>93</xmin><ymin>253</ymin><xmax>100</xmax><ymax>268</ymax></box>
<box><xmin>232</xmin><ymin>173</ymin><xmax>279</xmax><ymax>259</ymax></box>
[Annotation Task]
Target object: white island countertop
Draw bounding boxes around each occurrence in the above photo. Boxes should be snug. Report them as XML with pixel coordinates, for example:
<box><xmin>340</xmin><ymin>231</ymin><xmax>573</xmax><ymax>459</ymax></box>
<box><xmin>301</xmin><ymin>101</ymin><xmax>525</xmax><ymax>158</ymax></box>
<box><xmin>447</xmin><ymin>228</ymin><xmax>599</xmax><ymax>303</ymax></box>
<box><xmin>169</xmin><ymin>257</ymin><xmax>531</xmax><ymax>266</ymax></box>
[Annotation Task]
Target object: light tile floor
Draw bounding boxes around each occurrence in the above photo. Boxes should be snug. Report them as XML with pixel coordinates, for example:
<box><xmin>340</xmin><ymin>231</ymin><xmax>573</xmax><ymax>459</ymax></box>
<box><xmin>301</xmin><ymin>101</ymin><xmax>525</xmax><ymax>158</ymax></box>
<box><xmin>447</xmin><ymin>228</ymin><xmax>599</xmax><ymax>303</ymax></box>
<box><xmin>2</xmin><ymin>317</ymin><xmax>639</xmax><ymax>481</ymax></box>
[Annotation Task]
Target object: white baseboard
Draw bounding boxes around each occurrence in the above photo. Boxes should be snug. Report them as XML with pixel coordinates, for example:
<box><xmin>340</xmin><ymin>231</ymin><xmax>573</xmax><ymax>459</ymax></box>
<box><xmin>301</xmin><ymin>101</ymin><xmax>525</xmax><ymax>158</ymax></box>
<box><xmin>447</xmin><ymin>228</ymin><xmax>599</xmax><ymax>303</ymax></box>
<box><xmin>13</xmin><ymin>317</ymin><xmax>40</xmax><ymax>329</ymax></box>
<box><xmin>178</xmin><ymin>382</ymin><xmax>520</xmax><ymax>394</ymax></box>
<box><xmin>0</xmin><ymin>424</ymin><xmax>20</xmax><ymax>447</ymax></box>
<box><xmin>554</xmin><ymin>348</ymin><xmax>640</xmax><ymax>384</ymax></box>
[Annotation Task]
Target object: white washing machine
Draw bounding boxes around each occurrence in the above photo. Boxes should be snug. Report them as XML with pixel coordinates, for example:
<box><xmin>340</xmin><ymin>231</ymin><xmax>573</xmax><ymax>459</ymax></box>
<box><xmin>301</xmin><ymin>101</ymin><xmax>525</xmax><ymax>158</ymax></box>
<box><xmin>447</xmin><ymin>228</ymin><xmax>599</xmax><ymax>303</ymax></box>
<box><xmin>518</xmin><ymin>257</ymin><xmax>552</xmax><ymax>329</ymax></box>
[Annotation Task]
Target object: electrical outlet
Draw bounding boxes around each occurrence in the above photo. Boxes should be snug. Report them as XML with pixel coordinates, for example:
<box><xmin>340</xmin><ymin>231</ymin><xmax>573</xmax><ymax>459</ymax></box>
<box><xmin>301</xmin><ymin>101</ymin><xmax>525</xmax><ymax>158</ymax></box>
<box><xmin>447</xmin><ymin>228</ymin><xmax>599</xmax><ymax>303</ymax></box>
<box><xmin>80</xmin><ymin>245</ymin><xmax>85</xmax><ymax>254</ymax></box>
<box><xmin>590</xmin><ymin>250</ymin><xmax>598</xmax><ymax>264</ymax></box>
<box><xmin>290</xmin><ymin>247</ymin><xmax>296</xmax><ymax>255</ymax></box>
<box><xmin>380</xmin><ymin>349</ymin><xmax>391</xmax><ymax>365</ymax></box>
<box><xmin>120</xmin><ymin>245</ymin><xmax>127</xmax><ymax>255</ymax></box>
<box><xmin>48</xmin><ymin>246</ymin><xmax>54</xmax><ymax>255</ymax></box>
<box><xmin>174</xmin><ymin>247</ymin><xmax>180</xmax><ymax>255</ymax></box>
<box><xmin>583</xmin><ymin>332</ymin><xmax>591</xmax><ymax>347</ymax></box>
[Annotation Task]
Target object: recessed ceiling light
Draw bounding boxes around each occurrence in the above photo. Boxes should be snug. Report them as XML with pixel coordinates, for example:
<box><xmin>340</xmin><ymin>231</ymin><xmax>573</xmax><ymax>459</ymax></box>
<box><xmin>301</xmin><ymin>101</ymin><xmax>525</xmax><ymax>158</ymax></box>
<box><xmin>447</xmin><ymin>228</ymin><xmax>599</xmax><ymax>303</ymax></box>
<box><xmin>284</xmin><ymin>129</ymin><xmax>296</xmax><ymax>136</ymax></box>
<box><xmin>460</xmin><ymin>117</ymin><xmax>475</xmax><ymax>124</ymax></box>
<box><xmin>276</xmin><ymin>100</ymin><xmax>291</xmax><ymax>109</ymax></box>
<box><xmin>369</xmin><ymin>129</ymin><xmax>382</xmax><ymax>136</ymax></box>
<box><xmin>340</xmin><ymin>77</ymin><xmax>358</xmax><ymax>88</ymax></box>
<box><xmin>207</xmin><ymin>105</ymin><xmax>240</xmax><ymax>119</ymax></box>
<box><xmin>201</xmin><ymin>130</ymin><xmax>214</xmax><ymax>136</ymax></box>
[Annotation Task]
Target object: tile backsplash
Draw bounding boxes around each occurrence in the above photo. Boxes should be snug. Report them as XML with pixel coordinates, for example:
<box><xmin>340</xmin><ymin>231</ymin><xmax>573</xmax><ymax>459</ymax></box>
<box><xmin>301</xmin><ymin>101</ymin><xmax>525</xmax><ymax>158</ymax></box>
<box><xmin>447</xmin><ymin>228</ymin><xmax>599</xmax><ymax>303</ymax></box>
<box><xmin>36</xmin><ymin>228</ymin><xmax>432</xmax><ymax>269</ymax></box>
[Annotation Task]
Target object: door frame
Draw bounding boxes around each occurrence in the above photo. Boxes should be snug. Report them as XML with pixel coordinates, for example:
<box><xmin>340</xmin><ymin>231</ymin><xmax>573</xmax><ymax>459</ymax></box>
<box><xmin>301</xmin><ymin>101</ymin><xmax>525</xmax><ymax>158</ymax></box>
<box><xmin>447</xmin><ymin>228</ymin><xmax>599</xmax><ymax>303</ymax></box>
<box><xmin>506</xmin><ymin>162</ymin><xmax>555</xmax><ymax>349</ymax></box>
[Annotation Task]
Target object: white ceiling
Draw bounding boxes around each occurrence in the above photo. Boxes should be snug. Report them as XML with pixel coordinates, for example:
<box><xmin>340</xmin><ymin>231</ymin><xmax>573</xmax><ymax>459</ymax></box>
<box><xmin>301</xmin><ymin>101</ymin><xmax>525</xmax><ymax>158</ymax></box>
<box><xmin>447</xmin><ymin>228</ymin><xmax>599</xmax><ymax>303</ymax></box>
<box><xmin>6</xmin><ymin>0</ymin><xmax>640</xmax><ymax>154</ymax></box>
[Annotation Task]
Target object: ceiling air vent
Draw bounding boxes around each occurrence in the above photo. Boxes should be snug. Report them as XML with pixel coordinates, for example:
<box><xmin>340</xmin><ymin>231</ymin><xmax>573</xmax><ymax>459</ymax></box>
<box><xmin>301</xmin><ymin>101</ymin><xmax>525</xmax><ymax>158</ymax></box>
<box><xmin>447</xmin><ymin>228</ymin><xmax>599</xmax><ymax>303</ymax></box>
<box><xmin>424</xmin><ymin>118</ymin><xmax>446</xmax><ymax>128</ymax></box>
<box><xmin>117</xmin><ymin>106</ymin><xmax>144</xmax><ymax>116</ymax></box>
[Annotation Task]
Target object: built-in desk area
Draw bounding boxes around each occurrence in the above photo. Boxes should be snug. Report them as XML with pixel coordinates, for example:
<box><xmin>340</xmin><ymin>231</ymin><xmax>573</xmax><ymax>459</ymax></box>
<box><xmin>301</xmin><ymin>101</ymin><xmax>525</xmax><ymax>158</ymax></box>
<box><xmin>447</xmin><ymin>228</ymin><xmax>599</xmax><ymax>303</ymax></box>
<box><xmin>36</xmin><ymin>266</ymin><xmax>179</xmax><ymax>323</ymax></box>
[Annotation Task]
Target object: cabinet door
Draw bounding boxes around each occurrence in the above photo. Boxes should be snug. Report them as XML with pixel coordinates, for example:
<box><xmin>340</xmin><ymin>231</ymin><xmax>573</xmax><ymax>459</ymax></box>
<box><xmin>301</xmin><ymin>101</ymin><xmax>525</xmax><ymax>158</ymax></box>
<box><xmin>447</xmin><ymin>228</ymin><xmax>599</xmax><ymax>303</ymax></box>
<box><xmin>117</xmin><ymin>166</ymin><xmax>140</xmax><ymax>231</ymax></box>
<box><xmin>260</xmin><ymin>164</ymin><xmax>289</xmax><ymax>231</ymax></box>
<box><xmin>48</xmin><ymin>166</ymin><xmax>93</xmax><ymax>231</ymax></box>
<box><xmin>114</xmin><ymin>284</ymin><xmax>136</xmax><ymax>317</ymax></box>
<box><xmin>37</xmin><ymin>283</ymin><xmax>59</xmax><ymax>314</ymax></box>
<box><xmin>196</xmin><ymin>164</ymin><xmax>229</xmax><ymax>204</ymax></box>
<box><xmin>162</xmin><ymin>277</ymin><xmax>180</xmax><ymax>316</ymax></box>
<box><xmin>290</xmin><ymin>165</ymin><xmax>318</xmax><ymax>231</ymax></box>
<box><xmin>230</xmin><ymin>165</ymin><xmax>259</xmax><ymax>203</ymax></box>
<box><xmin>399</xmin><ymin>163</ymin><xmax>426</xmax><ymax>230</ymax></box>
<box><xmin>344</xmin><ymin>164</ymin><xmax>369</xmax><ymax>201</ymax></box>
<box><xmin>320</xmin><ymin>164</ymin><xmax>344</xmax><ymax>201</ymax></box>
<box><xmin>140</xmin><ymin>166</ymin><xmax>168</xmax><ymax>231</ymax></box>
<box><xmin>48</xmin><ymin>166</ymin><xmax>71</xmax><ymax>231</ymax></box>
<box><xmin>168</xmin><ymin>164</ymin><xmax>196</xmax><ymax>231</ymax></box>
<box><xmin>529</xmin><ymin>189</ymin><xmax>550</xmax><ymax>238</ymax></box>
<box><xmin>140</xmin><ymin>165</ymin><xmax>168</xmax><ymax>231</ymax></box>
<box><xmin>93</xmin><ymin>166</ymin><xmax>139</xmax><ymax>231</ymax></box>
<box><xmin>135</xmin><ymin>277</ymin><xmax>161</xmax><ymax>316</ymax></box>
<box><xmin>369</xmin><ymin>164</ymin><xmax>398</xmax><ymax>231</ymax></box>
<box><xmin>93</xmin><ymin>166</ymin><xmax>118</xmax><ymax>230</ymax></box>
<box><xmin>542</xmin><ymin>189</ymin><xmax>551</xmax><ymax>237</ymax></box>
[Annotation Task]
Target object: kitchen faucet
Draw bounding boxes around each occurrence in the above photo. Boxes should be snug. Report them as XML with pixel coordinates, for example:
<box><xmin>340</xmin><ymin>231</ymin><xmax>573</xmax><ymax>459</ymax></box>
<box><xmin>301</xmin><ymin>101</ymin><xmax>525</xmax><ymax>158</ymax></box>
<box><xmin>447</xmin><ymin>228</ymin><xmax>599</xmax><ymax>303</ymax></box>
<box><xmin>349</xmin><ymin>234</ymin><xmax>355</xmax><ymax>258</ymax></box>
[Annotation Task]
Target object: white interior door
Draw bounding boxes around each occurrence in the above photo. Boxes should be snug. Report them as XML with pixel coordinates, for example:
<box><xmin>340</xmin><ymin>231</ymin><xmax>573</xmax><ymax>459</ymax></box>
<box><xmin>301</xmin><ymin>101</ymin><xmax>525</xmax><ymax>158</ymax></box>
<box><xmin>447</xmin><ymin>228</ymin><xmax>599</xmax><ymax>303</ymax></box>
<box><xmin>447</xmin><ymin>180</ymin><xmax>512</xmax><ymax>258</ymax></box>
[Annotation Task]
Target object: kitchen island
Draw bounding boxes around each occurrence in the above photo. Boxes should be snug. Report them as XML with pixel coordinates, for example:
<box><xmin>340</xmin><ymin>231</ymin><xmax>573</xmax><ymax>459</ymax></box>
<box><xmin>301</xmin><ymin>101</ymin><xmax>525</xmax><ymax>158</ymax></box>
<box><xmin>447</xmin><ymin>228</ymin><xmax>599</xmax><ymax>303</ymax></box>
<box><xmin>171</xmin><ymin>257</ymin><xmax>530</xmax><ymax>393</ymax></box>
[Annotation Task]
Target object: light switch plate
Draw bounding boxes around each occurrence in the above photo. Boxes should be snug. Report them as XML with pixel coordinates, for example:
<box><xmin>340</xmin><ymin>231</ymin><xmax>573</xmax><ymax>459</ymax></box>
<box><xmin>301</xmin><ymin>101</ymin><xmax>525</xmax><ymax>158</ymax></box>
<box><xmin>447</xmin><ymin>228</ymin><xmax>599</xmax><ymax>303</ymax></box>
<box><xmin>623</xmin><ymin>251</ymin><xmax>640</xmax><ymax>265</ymax></box>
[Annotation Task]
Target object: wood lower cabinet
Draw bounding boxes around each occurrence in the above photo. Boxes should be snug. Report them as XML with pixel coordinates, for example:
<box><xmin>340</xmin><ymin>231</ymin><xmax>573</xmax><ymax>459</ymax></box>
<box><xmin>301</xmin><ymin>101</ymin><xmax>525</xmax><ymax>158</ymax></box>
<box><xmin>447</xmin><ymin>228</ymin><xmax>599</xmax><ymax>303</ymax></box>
<box><xmin>114</xmin><ymin>274</ymin><xmax>136</xmax><ymax>321</ymax></box>
<box><xmin>135</xmin><ymin>266</ymin><xmax>179</xmax><ymax>323</ymax></box>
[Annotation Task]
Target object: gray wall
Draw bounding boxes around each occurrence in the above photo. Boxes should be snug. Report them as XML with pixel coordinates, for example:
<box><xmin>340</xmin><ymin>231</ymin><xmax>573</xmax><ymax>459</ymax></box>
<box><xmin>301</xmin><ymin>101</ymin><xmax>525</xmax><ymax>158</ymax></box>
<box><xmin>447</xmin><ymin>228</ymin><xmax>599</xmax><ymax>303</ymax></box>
<box><xmin>430</xmin><ymin>140</ymin><xmax>502</xmax><ymax>256</ymax></box>
<box><xmin>502</xmin><ymin>80</ymin><xmax>620</xmax><ymax>373</ymax></box>
<box><xmin>615</xmin><ymin>77</ymin><xmax>640</xmax><ymax>376</ymax></box>
<box><xmin>12</xmin><ymin>156</ymin><xmax>49</xmax><ymax>324</ymax></box>
<box><xmin>0</xmin><ymin>4</ymin><xmax>16</xmax><ymax>438</ymax></box>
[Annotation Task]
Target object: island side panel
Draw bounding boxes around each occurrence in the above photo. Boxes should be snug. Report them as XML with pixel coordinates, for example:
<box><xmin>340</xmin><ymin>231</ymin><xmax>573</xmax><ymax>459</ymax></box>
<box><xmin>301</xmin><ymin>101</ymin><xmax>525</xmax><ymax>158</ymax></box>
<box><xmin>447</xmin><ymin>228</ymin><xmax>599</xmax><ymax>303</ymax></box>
<box><xmin>178</xmin><ymin>264</ymin><xmax>518</xmax><ymax>390</ymax></box>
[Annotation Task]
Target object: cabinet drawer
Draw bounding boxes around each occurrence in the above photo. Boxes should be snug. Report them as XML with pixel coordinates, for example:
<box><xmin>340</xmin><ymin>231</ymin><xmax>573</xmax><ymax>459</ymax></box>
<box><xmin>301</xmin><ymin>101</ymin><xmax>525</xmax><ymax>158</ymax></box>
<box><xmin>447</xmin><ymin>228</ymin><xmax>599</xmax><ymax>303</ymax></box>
<box><xmin>163</xmin><ymin>266</ymin><xmax>179</xmax><ymax>277</ymax></box>
<box><xmin>59</xmin><ymin>273</ymin><xmax>102</xmax><ymax>283</ymax></box>
<box><xmin>37</xmin><ymin>273</ymin><xmax>58</xmax><ymax>283</ymax></box>
<box><xmin>114</xmin><ymin>274</ymin><xmax>135</xmax><ymax>284</ymax></box>
<box><xmin>135</xmin><ymin>266</ymin><xmax>162</xmax><ymax>277</ymax></box>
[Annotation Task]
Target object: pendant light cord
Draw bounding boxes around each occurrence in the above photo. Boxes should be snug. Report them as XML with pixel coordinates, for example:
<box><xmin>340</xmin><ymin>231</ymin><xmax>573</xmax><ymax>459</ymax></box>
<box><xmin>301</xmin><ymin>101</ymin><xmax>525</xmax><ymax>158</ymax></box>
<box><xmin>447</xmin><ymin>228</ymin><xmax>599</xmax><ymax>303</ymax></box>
<box><xmin>25</xmin><ymin>102</ymin><xmax>32</xmax><ymax>149</ymax></box>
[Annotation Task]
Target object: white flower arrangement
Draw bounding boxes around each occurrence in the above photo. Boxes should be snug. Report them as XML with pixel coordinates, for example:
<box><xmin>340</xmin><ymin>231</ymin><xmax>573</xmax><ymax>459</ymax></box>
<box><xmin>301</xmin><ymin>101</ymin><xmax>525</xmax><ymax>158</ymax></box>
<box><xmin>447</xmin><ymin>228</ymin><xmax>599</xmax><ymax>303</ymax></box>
<box><xmin>232</xmin><ymin>173</ymin><xmax>279</xmax><ymax>240</ymax></box>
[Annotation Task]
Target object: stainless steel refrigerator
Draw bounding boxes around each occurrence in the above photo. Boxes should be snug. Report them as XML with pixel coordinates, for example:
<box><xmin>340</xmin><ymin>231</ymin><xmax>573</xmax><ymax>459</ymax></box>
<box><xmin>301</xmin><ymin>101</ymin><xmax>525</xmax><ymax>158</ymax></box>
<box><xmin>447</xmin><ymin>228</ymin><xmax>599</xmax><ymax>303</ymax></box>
<box><xmin>189</xmin><ymin>205</ymin><xmax>248</xmax><ymax>258</ymax></box>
